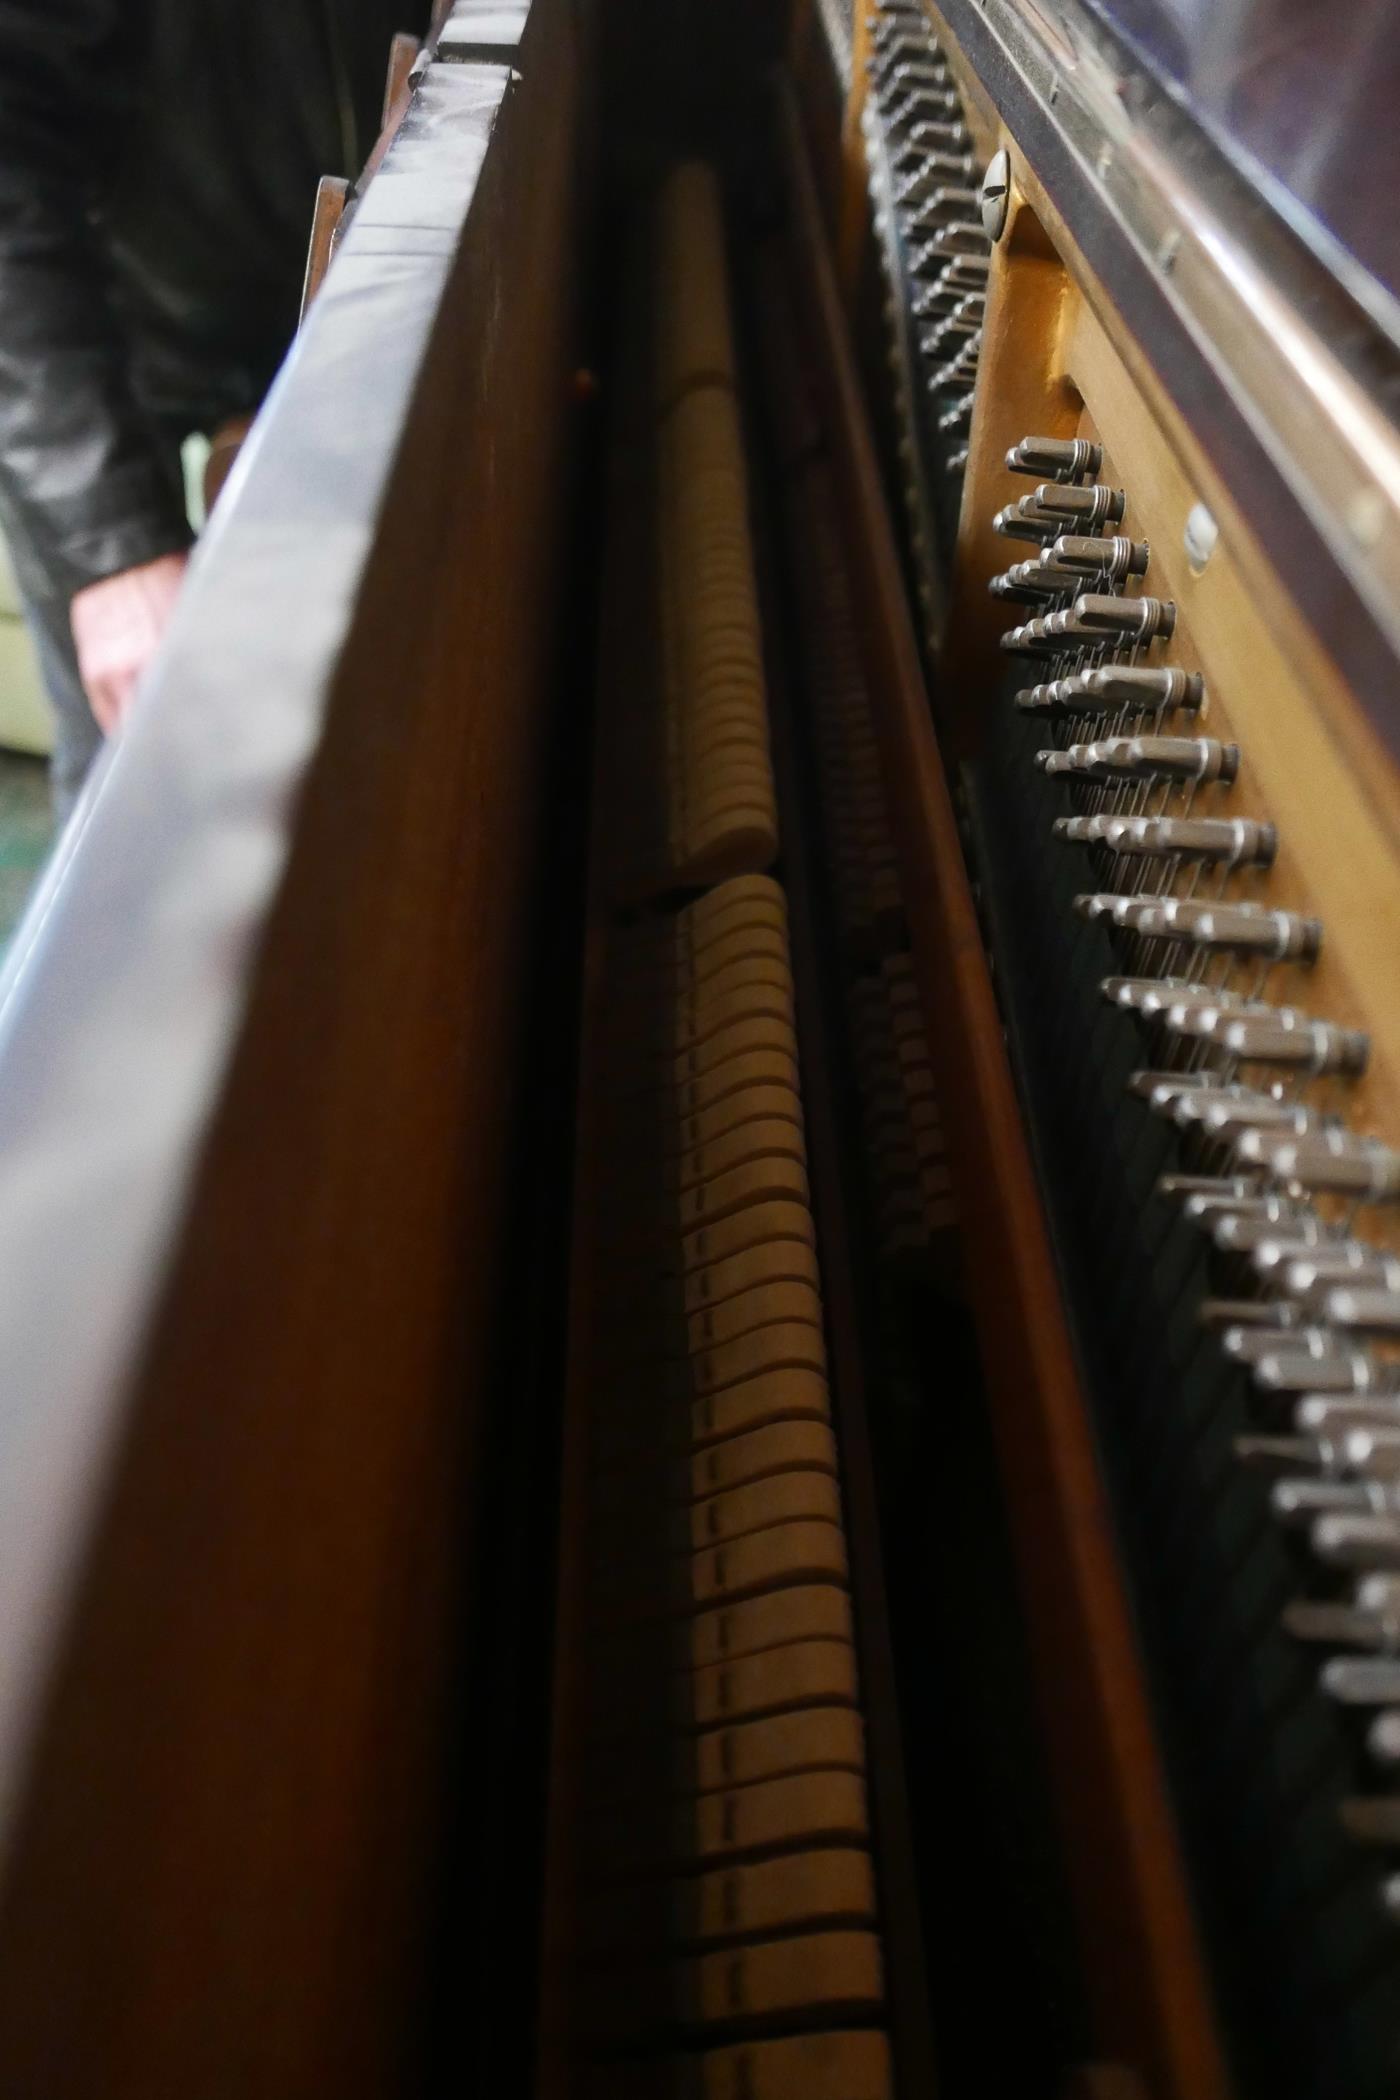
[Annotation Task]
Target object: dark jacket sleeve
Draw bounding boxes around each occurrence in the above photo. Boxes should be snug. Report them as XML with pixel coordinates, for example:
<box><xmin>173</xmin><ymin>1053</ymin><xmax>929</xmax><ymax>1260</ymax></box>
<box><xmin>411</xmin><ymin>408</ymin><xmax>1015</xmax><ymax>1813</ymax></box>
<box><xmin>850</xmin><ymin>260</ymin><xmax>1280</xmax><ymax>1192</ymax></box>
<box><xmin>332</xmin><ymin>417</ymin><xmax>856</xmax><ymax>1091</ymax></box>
<box><xmin>0</xmin><ymin>0</ymin><xmax>190</xmax><ymax>602</ymax></box>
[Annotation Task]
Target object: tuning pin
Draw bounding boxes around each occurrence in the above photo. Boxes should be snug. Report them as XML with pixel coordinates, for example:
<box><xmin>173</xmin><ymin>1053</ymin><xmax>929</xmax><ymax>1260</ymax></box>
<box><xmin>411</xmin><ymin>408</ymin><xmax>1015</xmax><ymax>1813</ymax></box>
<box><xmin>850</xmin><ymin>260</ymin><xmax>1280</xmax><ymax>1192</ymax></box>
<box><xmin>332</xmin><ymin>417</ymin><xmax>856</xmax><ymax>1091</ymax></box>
<box><xmin>1005</xmin><ymin>435</ymin><xmax>1102</xmax><ymax>482</ymax></box>
<box><xmin>1028</xmin><ymin>481</ymin><xmax>1126</xmax><ymax>528</ymax></box>
<box><xmin>1275</xmin><ymin>1246</ymin><xmax>1400</xmax><ymax>1304</ymax></box>
<box><xmin>1297</xmin><ymin>1396</ymin><xmax>1400</xmax><ymax>1437</ymax></box>
<box><xmin>1126</xmin><ymin>1068</ymin><xmax>1212</xmax><ymax>1105</ymax></box>
<box><xmin>1368</xmin><ymin>1714</ymin><xmax>1400</xmax><ymax>1768</ymax></box>
<box><xmin>1219</xmin><ymin>1015</ymin><xmax>1369</xmax><ymax>1078</ymax></box>
<box><xmin>905</xmin><ymin>119</ymin><xmax>973</xmax><ymax>154</ymax></box>
<box><xmin>880</xmin><ymin>56</ymin><xmax>953</xmax><ymax>92</ymax></box>
<box><xmin>1001</xmin><ymin>622</ymin><xmax>1065</xmax><ymax>657</ymax></box>
<box><xmin>1066</xmin><ymin>663</ymin><xmax>1201</xmax><ymax>712</ymax></box>
<box><xmin>1311</xmin><ymin>1517</ymin><xmax>1400</xmax><ymax>1569</ymax></box>
<box><xmin>918</xmin><ymin>314</ymin><xmax>981</xmax><ymax>358</ymax></box>
<box><xmin>1043</xmin><ymin>535</ymin><xmax>1150</xmax><ymax>581</ymax></box>
<box><xmin>1068</xmin><ymin>592</ymin><xmax>1176</xmax><ymax>641</ymax></box>
<box><xmin>1324</xmin><ymin>1288</ymin><xmax>1400</xmax><ymax>1338</ymax></box>
<box><xmin>1136</xmin><ymin>899</ymin><xmax>1320</xmax><ymax>962</ymax></box>
<box><xmin>938</xmin><ymin>396</ymin><xmax>973</xmax><ymax>437</ymax></box>
<box><xmin>893</xmin><ymin>147</ymin><xmax>978</xmax><ymax>184</ymax></box>
<box><xmin>993</xmin><ymin>504</ymin><xmax>1060</xmax><ymax>544</ymax></box>
<box><xmin>937</xmin><ymin>253</ymin><xmax>991</xmax><ymax>290</ymax></box>
<box><xmin>909</xmin><ymin>272</ymin><xmax>965</xmax><ymax>316</ymax></box>
<box><xmin>1283</xmin><ymin>1598</ymin><xmax>1398</xmax><ymax>1647</ymax></box>
<box><xmin>1104</xmin><ymin>977</ymin><xmax>1230</xmax><ymax>1018</ymax></box>
<box><xmin>1212</xmin><ymin>1208</ymin><xmax>1329</xmax><ymax>1257</ymax></box>
<box><xmin>1174</xmin><ymin>1089</ymin><xmax>1322</xmax><ymax>1143</ymax></box>
<box><xmin>945</xmin><ymin>444</ymin><xmax>969</xmax><ymax>476</ymax></box>
<box><xmin>1235</xmin><ymin>1131</ymin><xmax>1400</xmax><ymax>1202</ymax></box>
<box><xmin>903</xmin><ymin>219</ymin><xmax>987</xmax><ymax>258</ymax></box>
<box><xmin>1323</xmin><ymin>1656</ymin><xmax>1400</xmax><ymax>1706</ymax></box>
<box><xmin>1257</xmin><ymin>1348</ymin><xmax>1394</xmax><ymax>1397</ymax></box>
<box><xmin>1337</xmin><ymin>1427</ymin><xmax>1400</xmax><ymax>1480</ymax></box>
<box><xmin>1045</xmin><ymin>735</ymin><xmax>1237</xmax><ymax>785</ymax></box>
<box><xmin>1056</xmin><ymin>813</ymin><xmax>1276</xmax><ymax>867</ymax></box>
<box><xmin>1017</xmin><ymin>681</ymin><xmax>1089</xmax><ymax>714</ymax></box>
<box><xmin>899</xmin><ymin>180</ymin><xmax>983</xmax><ymax>222</ymax></box>
<box><xmin>993</xmin><ymin>561</ymin><xmax>1080</xmax><ymax>605</ymax></box>
<box><xmin>887</xmin><ymin>82</ymin><xmax>963</xmax><ymax>127</ymax></box>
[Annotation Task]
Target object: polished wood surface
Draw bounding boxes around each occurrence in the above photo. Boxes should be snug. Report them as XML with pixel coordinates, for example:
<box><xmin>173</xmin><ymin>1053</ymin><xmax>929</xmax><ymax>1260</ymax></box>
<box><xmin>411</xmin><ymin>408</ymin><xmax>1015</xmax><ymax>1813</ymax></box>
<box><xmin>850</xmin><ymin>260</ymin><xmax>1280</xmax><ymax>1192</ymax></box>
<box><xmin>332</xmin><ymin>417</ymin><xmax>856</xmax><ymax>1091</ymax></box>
<box><xmin>0</xmin><ymin>9</ymin><xmax>585</xmax><ymax>2093</ymax></box>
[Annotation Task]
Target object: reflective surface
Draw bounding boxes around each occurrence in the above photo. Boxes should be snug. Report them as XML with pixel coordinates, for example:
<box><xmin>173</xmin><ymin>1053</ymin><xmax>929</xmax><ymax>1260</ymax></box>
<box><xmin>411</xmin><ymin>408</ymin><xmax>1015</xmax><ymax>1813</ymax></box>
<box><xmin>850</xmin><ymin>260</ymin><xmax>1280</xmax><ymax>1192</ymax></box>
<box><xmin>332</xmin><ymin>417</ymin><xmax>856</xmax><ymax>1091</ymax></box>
<box><xmin>1086</xmin><ymin>0</ymin><xmax>1400</xmax><ymax>326</ymax></box>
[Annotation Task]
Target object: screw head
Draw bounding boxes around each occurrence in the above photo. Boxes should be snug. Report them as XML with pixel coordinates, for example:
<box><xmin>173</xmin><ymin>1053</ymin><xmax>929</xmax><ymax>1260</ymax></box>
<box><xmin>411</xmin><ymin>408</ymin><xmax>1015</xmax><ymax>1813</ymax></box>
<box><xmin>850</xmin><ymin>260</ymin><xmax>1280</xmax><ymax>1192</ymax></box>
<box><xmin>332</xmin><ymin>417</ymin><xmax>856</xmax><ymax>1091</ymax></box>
<box><xmin>980</xmin><ymin>148</ymin><xmax>1010</xmax><ymax>240</ymax></box>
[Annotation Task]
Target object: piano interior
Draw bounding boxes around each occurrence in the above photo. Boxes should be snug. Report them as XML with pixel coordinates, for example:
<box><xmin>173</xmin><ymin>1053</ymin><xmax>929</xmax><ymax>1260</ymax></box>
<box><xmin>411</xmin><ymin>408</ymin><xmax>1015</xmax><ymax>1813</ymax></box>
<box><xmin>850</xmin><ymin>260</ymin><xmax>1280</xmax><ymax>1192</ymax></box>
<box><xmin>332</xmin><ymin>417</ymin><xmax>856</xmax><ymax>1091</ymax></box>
<box><xmin>2</xmin><ymin>3</ymin><xmax>1400</xmax><ymax>2097</ymax></box>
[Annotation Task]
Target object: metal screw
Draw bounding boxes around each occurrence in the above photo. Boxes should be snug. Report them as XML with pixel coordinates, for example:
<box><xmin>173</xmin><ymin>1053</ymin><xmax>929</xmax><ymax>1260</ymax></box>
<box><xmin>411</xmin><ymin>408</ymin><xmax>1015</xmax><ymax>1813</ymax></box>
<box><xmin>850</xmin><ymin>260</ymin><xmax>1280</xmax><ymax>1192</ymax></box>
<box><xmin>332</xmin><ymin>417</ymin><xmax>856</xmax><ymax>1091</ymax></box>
<box><xmin>980</xmin><ymin>149</ymin><xmax>1010</xmax><ymax>241</ymax></box>
<box><xmin>1184</xmin><ymin>501</ymin><xmax>1218</xmax><ymax>572</ymax></box>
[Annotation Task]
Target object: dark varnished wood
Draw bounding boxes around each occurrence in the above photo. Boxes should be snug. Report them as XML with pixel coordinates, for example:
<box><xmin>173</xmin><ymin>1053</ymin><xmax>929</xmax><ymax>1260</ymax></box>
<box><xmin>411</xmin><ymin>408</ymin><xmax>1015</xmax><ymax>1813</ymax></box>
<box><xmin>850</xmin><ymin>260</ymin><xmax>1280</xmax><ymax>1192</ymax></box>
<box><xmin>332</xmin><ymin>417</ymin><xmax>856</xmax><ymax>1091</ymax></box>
<box><xmin>0</xmin><ymin>8</ymin><xmax>585</xmax><ymax>2093</ymax></box>
<box><xmin>774</xmin><ymin>79</ymin><xmax>1232</xmax><ymax>2100</ymax></box>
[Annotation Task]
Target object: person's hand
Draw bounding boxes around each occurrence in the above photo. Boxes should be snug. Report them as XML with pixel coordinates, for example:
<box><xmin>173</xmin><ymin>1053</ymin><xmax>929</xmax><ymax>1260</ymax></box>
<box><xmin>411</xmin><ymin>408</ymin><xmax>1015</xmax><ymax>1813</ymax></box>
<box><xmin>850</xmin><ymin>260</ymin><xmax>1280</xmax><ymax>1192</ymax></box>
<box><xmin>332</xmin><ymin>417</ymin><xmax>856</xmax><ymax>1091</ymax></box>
<box><xmin>69</xmin><ymin>550</ymin><xmax>189</xmax><ymax>734</ymax></box>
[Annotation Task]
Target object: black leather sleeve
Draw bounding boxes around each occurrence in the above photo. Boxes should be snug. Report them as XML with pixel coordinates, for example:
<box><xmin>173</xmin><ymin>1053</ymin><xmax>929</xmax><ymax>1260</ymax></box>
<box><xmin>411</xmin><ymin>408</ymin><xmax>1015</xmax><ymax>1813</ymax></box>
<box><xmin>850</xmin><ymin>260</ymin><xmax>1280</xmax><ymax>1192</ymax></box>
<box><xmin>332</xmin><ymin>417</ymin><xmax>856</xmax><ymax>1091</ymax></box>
<box><xmin>0</xmin><ymin>0</ymin><xmax>190</xmax><ymax>601</ymax></box>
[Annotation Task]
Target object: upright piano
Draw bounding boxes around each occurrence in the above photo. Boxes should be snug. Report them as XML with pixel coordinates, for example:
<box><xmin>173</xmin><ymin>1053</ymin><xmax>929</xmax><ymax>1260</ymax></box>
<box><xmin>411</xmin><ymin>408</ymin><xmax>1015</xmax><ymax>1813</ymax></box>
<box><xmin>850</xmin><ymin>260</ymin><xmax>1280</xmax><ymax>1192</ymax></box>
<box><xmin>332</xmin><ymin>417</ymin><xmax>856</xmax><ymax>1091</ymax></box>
<box><xmin>1</xmin><ymin>3</ymin><xmax>1399</xmax><ymax>2095</ymax></box>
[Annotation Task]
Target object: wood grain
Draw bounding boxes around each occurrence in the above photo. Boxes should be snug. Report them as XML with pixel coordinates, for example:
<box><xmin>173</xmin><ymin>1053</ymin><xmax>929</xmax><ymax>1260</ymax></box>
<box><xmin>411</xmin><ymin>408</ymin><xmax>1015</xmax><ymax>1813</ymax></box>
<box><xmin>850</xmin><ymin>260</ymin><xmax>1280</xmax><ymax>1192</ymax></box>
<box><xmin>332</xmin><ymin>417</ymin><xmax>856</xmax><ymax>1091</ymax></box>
<box><xmin>0</xmin><ymin>9</ymin><xmax>584</xmax><ymax>2094</ymax></box>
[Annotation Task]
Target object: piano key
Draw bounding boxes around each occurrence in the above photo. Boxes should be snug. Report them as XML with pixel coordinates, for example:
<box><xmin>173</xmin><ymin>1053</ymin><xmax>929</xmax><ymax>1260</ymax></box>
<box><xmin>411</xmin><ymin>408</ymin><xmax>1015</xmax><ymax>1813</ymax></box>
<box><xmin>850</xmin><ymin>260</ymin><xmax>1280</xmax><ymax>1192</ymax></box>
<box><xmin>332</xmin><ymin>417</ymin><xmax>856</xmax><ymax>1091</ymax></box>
<box><xmin>682</xmin><ymin>1585</ymin><xmax>854</xmax><ymax>1674</ymax></box>
<box><xmin>690</xmin><ymin>1705</ymin><xmax>866</xmax><ymax>1793</ymax></box>
<box><xmin>685</xmin><ymin>1421</ymin><xmax>840</xmax><ymax>1501</ymax></box>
